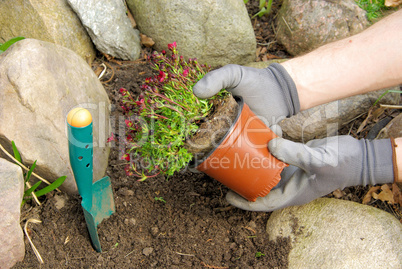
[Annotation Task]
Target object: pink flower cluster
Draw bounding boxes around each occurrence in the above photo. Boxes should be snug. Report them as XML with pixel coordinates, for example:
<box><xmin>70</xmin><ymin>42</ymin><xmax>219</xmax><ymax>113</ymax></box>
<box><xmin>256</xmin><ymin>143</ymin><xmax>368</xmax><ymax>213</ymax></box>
<box><xmin>113</xmin><ymin>42</ymin><xmax>211</xmax><ymax>178</ymax></box>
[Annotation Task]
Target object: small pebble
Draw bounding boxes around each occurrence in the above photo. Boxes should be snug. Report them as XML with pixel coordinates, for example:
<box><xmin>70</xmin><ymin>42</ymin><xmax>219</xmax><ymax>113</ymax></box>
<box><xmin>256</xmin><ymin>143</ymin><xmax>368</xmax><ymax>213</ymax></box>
<box><xmin>54</xmin><ymin>194</ymin><xmax>66</xmax><ymax>210</ymax></box>
<box><xmin>124</xmin><ymin>218</ymin><xmax>136</xmax><ymax>226</ymax></box>
<box><xmin>150</xmin><ymin>226</ymin><xmax>159</xmax><ymax>237</ymax></box>
<box><xmin>248</xmin><ymin>220</ymin><xmax>257</xmax><ymax>229</ymax></box>
<box><xmin>129</xmin><ymin>218</ymin><xmax>136</xmax><ymax>226</ymax></box>
<box><xmin>224</xmin><ymin>252</ymin><xmax>231</xmax><ymax>261</ymax></box>
<box><xmin>124</xmin><ymin>189</ymin><xmax>134</xmax><ymax>196</ymax></box>
<box><xmin>119</xmin><ymin>188</ymin><xmax>135</xmax><ymax>196</ymax></box>
<box><xmin>106</xmin><ymin>235</ymin><xmax>113</xmax><ymax>242</ymax></box>
<box><xmin>143</xmin><ymin>247</ymin><xmax>154</xmax><ymax>256</ymax></box>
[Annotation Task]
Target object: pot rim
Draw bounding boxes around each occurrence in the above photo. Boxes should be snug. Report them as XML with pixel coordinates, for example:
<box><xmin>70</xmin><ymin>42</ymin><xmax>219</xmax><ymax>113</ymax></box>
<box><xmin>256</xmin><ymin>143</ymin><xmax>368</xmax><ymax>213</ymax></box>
<box><xmin>189</xmin><ymin>95</ymin><xmax>244</xmax><ymax>168</ymax></box>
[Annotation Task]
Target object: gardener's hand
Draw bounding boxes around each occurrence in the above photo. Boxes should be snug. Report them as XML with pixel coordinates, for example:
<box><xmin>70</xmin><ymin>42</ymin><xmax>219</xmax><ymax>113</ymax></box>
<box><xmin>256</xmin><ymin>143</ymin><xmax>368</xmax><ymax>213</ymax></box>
<box><xmin>226</xmin><ymin>136</ymin><xmax>395</xmax><ymax>212</ymax></box>
<box><xmin>193</xmin><ymin>63</ymin><xmax>300</xmax><ymax>125</ymax></box>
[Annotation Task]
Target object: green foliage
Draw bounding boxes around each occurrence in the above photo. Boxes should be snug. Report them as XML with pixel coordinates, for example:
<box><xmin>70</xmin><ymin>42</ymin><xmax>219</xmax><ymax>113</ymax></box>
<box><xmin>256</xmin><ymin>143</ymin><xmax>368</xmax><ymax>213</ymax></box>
<box><xmin>255</xmin><ymin>251</ymin><xmax>265</xmax><ymax>258</ymax></box>
<box><xmin>0</xmin><ymin>36</ymin><xmax>25</xmax><ymax>54</ymax></box>
<box><xmin>253</xmin><ymin>0</ymin><xmax>273</xmax><ymax>18</ymax></box>
<box><xmin>245</xmin><ymin>0</ymin><xmax>273</xmax><ymax>18</ymax></box>
<box><xmin>356</xmin><ymin>0</ymin><xmax>393</xmax><ymax>22</ymax></box>
<box><xmin>373</xmin><ymin>89</ymin><xmax>402</xmax><ymax>106</ymax></box>
<box><xmin>154</xmin><ymin>197</ymin><xmax>166</xmax><ymax>203</ymax></box>
<box><xmin>11</xmin><ymin>141</ymin><xmax>66</xmax><ymax>206</ymax></box>
<box><xmin>117</xmin><ymin>42</ymin><xmax>227</xmax><ymax>180</ymax></box>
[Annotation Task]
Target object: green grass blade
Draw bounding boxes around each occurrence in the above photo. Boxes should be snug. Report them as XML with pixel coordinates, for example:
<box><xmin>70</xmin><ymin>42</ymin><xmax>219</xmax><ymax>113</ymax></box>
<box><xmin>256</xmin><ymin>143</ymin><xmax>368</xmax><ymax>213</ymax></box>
<box><xmin>11</xmin><ymin>141</ymin><xmax>22</xmax><ymax>163</ymax></box>
<box><xmin>25</xmin><ymin>160</ymin><xmax>37</xmax><ymax>183</ymax></box>
<box><xmin>24</xmin><ymin>180</ymin><xmax>42</xmax><ymax>197</ymax></box>
<box><xmin>0</xmin><ymin>37</ymin><xmax>25</xmax><ymax>53</ymax></box>
<box><xmin>373</xmin><ymin>89</ymin><xmax>402</xmax><ymax>106</ymax></box>
<box><xmin>34</xmin><ymin>176</ymin><xmax>66</xmax><ymax>198</ymax></box>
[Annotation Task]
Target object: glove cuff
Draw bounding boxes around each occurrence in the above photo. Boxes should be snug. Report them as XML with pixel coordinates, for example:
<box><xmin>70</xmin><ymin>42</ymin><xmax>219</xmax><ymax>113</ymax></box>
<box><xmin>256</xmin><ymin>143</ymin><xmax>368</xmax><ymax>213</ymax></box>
<box><xmin>268</xmin><ymin>63</ymin><xmax>300</xmax><ymax>116</ymax></box>
<box><xmin>390</xmin><ymin>137</ymin><xmax>401</xmax><ymax>188</ymax></box>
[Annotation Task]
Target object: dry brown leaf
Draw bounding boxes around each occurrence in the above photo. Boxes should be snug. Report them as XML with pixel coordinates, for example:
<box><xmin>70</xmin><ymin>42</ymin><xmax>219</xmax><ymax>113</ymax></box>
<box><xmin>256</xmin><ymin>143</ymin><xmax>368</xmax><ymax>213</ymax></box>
<box><xmin>140</xmin><ymin>34</ymin><xmax>155</xmax><ymax>48</ymax></box>
<box><xmin>385</xmin><ymin>0</ymin><xmax>402</xmax><ymax>7</ymax></box>
<box><xmin>124</xmin><ymin>1</ymin><xmax>136</xmax><ymax>28</ymax></box>
<box><xmin>255</xmin><ymin>47</ymin><xmax>262</xmax><ymax>58</ymax></box>
<box><xmin>266</xmin><ymin>53</ymin><xmax>282</xmax><ymax>60</ymax></box>
<box><xmin>332</xmin><ymin>189</ymin><xmax>344</xmax><ymax>199</ymax></box>
<box><xmin>372</xmin><ymin>107</ymin><xmax>386</xmax><ymax>121</ymax></box>
<box><xmin>372</xmin><ymin>184</ymin><xmax>394</xmax><ymax>204</ymax></box>
<box><xmin>392</xmin><ymin>182</ymin><xmax>402</xmax><ymax>207</ymax></box>
<box><xmin>362</xmin><ymin>186</ymin><xmax>381</xmax><ymax>204</ymax></box>
<box><xmin>356</xmin><ymin>108</ymin><xmax>373</xmax><ymax>134</ymax></box>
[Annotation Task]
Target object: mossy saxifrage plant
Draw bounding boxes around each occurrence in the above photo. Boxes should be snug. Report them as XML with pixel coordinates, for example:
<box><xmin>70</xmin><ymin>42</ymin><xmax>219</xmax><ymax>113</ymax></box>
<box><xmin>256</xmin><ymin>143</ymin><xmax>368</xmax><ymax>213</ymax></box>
<box><xmin>117</xmin><ymin>42</ymin><xmax>228</xmax><ymax>180</ymax></box>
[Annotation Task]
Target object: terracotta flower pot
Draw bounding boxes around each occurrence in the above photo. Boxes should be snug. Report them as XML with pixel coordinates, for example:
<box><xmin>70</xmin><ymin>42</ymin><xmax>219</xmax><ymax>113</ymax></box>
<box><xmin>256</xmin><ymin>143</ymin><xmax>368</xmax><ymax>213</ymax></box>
<box><xmin>191</xmin><ymin>97</ymin><xmax>288</xmax><ymax>202</ymax></box>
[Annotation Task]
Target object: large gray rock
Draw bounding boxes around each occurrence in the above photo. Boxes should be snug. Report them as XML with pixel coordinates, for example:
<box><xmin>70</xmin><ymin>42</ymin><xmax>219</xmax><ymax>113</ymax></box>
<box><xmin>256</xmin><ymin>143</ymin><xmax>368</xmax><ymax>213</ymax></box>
<box><xmin>0</xmin><ymin>0</ymin><xmax>95</xmax><ymax>62</ymax></box>
<box><xmin>127</xmin><ymin>0</ymin><xmax>256</xmax><ymax>67</ymax></box>
<box><xmin>67</xmin><ymin>0</ymin><xmax>141</xmax><ymax>61</ymax></box>
<box><xmin>267</xmin><ymin>198</ymin><xmax>402</xmax><ymax>269</ymax></box>
<box><xmin>276</xmin><ymin>0</ymin><xmax>369</xmax><ymax>56</ymax></box>
<box><xmin>0</xmin><ymin>158</ymin><xmax>25</xmax><ymax>268</ymax></box>
<box><xmin>0</xmin><ymin>39</ymin><xmax>111</xmax><ymax>194</ymax></box>
<box><xmin>279</xmin><ymin>87</ymin><xmax>400</xmax><ymax>142</ymax></box>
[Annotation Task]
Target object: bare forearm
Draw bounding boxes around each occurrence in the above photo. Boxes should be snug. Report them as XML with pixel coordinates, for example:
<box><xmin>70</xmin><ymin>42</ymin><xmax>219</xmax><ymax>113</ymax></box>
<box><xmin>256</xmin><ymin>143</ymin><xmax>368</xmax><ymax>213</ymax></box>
<box><xmin>281</xmin><ymin>10</ymin><xmax>402</xmax><ymax>111</ymax></box>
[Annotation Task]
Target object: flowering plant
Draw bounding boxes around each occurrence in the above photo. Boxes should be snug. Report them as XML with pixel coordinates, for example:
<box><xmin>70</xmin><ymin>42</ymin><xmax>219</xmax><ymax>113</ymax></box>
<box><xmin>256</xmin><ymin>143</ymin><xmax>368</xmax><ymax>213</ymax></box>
<box><xmin>117</xmin><ymin>42</ymin><xmax>227</xmax><ymax>180</ymax></box>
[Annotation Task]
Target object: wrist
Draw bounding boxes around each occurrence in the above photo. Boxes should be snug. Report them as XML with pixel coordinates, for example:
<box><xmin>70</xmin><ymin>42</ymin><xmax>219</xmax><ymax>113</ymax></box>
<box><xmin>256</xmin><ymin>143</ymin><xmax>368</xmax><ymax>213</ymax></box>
<box><xmin>268</xmin><ymin>63</ymin><xmax>301</xmax><ymax>116</ymax></box>
<box><xmin>280</xmin><ymin>59</ymin><xmax>318</xmax><ymax>111</ymax></box>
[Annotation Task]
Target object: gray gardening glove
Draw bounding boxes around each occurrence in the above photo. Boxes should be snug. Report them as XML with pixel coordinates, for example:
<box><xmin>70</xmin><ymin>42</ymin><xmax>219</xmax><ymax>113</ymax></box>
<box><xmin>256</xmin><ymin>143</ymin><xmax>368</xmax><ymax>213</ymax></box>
<box><xmin>193</xmin><ymin>63</ymin><xmax>300</xmax><ymax>125</ymax></box>
<box><xmin>226</xmin><ymin>136</ymin><xmax>395</xmax><ymax>212</ymax></box>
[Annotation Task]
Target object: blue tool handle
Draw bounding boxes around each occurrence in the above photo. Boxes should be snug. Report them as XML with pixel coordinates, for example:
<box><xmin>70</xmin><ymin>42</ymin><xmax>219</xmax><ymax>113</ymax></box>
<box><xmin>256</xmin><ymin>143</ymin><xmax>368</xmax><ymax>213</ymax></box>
<box><xmin>67</xmin><ymin>122</ymin><xmax>94</xmax><ymax>209</ymax></box>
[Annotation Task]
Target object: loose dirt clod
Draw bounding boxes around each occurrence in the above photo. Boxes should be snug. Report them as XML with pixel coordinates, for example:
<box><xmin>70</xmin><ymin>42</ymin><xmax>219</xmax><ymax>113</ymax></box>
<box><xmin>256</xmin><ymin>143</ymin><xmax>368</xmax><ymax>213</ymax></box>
<box><xmin>185</xmin><ymin>94</ymin><xmax>239</xmax><ymax>160</ymax></box>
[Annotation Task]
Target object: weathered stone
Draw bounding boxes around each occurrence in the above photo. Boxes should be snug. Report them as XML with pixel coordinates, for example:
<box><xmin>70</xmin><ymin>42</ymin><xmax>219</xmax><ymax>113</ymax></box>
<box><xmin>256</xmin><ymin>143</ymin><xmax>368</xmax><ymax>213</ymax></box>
<box><xmin>267</xmin><ymin>198</ymin><xmax>402</xmax><ymax>269</ymax></box>
<box><xmin>67</xmin><ymin>0</ymin><xmax>141</xmax><ymax>61</ymax></box>
<box><xmin>0</xmin><ymin>0</ymin><xmax>95</xmax><ymax>62</ymax></box>
<box><xmin>279</xmin><ymin>87</ymin><xmax>400</xmax><ymax>142</ymax></box>
<box><xmin>0</xmin><ymin>158</ymin><xmax>25</xmax><ymax>268</ymax></box>
<box><xmin>377</xmin><ymin>113</ymin><xmax>402</xmax><ymax>139</ymax></box>
<box><xmin>127</xmin><ymin>0</ymin><xmax>256</xmax><ymax>67</ymax></box>
<box><xmin>0</xmin><ymin>39</ymin><xmax>110</xmax><ymax>193</ymax></box>
<box><xmin>276</xmin><ymin>0</ymin><xmax>369</xmax><ymax>56</ymax></box>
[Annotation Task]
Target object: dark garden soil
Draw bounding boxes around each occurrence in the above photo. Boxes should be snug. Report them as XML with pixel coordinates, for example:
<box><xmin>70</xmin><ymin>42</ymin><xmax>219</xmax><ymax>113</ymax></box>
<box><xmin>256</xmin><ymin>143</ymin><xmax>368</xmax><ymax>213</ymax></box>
<box><xmin>13</xmin><ymin>2</ymin><xmax>401</xmax><ymax>269</ymax></box>
<box><xmin>15</xmin><ymin>59</ymin><xmax>291</xmax><ymax>268</ymax></box>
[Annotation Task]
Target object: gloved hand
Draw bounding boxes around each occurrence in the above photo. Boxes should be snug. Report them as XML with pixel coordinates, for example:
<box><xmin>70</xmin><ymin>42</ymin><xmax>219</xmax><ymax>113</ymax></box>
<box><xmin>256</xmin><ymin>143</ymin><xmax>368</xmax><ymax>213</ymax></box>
<box><xmin>226</xmin><ymin>136</ymin><xmax>395</xmax><ymax>212</ymax></box>
<box><xmin>193</xmin><ymin>63</ymin><xmax>300</xmax><ymax>125</ymax></box>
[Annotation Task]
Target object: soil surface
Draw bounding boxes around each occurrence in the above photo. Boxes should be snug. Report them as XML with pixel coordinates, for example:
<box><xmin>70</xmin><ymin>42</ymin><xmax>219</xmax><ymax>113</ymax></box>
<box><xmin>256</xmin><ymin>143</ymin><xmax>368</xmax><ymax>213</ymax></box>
<box><xmin>16</xmin><ymin>55</ymin><xmax>291</xmax><ymax>269</ymax></box>
<box><xmin>13</xmin><ymin>2</ymin><xmax>401</xmax><ymax>269</ymax></box>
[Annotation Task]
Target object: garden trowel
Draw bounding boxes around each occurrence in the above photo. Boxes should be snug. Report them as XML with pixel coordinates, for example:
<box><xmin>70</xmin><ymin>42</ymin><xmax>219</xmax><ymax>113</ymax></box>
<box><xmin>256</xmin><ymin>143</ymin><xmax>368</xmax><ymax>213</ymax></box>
<box><xmin>67</xmin><ymin>108</ymin><xmax>115</xmax><ymax>252</ymax></box>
